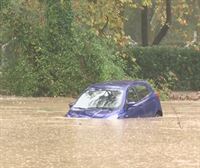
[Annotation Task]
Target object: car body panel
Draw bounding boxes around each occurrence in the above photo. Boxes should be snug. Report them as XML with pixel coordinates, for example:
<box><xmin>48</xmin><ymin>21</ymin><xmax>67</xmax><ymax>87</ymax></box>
<box><xmin>126</xmin><ymin>101</ymin><xmax>144</xmax><ymax>118</ymax></box>
<box><xmin>66</xmin><ymin>80</ymin><xmax>162</xmax><ymax>119</ymax></box>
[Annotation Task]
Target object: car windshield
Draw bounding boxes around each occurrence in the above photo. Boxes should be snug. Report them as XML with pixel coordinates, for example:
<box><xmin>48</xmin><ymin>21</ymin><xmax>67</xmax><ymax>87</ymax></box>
<box><xmin>73</xmin><ymin>88</ymin><xmax>123</xmax><ymax>109</ymax></box>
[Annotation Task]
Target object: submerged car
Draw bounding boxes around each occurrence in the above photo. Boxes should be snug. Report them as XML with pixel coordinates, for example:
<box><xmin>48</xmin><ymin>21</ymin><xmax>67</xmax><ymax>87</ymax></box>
<box><xmin>66</xmin><ymin>80</ymin><xmax>163</xmax><ymax>119</ymax></box>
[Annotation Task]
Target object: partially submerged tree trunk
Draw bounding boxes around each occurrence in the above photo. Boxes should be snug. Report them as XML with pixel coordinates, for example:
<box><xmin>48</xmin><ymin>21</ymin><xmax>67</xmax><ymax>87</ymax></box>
<box><xmin>141</xmin><ymin>5</ymin><xmax>148</xmax><ymax>46</ymax></box>
<box><xmin>152</xmin><ymin>0</ymin><xmax>172</xmax><ymax>45</ymax></box>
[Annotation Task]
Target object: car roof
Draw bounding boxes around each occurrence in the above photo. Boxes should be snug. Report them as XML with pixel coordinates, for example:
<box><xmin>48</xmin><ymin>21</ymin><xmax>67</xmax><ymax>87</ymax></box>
<box><xmin>89</xmin><ymin>80</ymin><xmax>149</xmax><ymax>90</ymax></box>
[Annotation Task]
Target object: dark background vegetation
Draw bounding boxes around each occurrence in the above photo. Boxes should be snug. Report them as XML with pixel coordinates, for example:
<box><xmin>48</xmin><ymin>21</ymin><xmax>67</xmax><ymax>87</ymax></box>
<box><xmin>0</xmin><ymin>0</ymin><xmax>200</xmax><ymax>97</ymax></box>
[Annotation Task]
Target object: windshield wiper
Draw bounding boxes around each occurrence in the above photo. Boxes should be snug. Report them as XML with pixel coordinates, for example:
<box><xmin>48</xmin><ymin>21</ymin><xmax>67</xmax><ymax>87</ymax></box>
<box><xmin>87</xmin><ymin>107</ymin><xmax>98</xmax><ymax>110</ymax></box>
<box><xmin>75</xmin><ymin>107</ymin><xmax>113</xmax><ymax>110</ymax></box>
<box><xmin>74</xmin><ymin>107</ymin><xmax>85</xmax><ymax>109</ymax></box>
<box><xmin>96</xmin><ymin>107</ymin><xmax>113</xmax><ymax>110</ymax></box>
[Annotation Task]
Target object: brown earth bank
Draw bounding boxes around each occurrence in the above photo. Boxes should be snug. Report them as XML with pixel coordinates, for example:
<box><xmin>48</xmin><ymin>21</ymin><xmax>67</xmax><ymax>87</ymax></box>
<box><xmin>0</xmin><ymin>96</ymin><xmax>200</xmax><ymax>168</ymax></box>
<box><xmin>170</xmin><ymin>91</ymin><xmax>200</xmax><ymax>101</ymax></box>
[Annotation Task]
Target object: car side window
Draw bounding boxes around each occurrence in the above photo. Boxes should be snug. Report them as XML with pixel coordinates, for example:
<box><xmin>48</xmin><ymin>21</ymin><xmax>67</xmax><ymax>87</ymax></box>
<box><xmin>135</xmin><ymin>85</ymin><xmax>149</xmax><ymax>100</ymax></box>
<box><xmin>127</xmin><ymin>87</ymin><xmax>138</xmax><ymax>102</ymax></box>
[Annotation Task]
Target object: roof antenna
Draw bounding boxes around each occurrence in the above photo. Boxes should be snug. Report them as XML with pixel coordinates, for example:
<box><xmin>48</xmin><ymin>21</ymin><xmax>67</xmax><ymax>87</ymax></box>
<box><xmin>169</xmin><ymin>100</ymin><xmax>182</xmax><ymax>129</ymax></box>
<box><xmin>154</xmin><ymin>77</ymin><xmax>182</xmax><ymax>129</ymax></box>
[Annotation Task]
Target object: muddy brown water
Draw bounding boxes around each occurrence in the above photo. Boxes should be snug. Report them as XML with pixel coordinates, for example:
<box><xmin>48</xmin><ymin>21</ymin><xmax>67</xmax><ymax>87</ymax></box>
<box><xmin>0</xmin><ymin>96</ymin><xmax>200</xmax><ymax>168</ymax></box>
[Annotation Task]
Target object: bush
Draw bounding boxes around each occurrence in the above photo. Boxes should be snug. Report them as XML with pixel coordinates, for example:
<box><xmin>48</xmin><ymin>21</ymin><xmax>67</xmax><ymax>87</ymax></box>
<box><xmin>126</xmin><ymin>47</ymin><xmax>200</xmax><ymax>91</ymax></box>
<box><xmin>0</xmin><ymin>0</ymin><xmax>73</xmax><ymax>96</ymax></box>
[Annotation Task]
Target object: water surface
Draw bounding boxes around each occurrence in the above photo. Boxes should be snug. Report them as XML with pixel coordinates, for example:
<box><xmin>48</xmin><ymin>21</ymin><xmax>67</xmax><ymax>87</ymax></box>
<box><xmin>0</xmin><ymin>97</ymin><xmax>200</xmax><ymax>168</ymax></box>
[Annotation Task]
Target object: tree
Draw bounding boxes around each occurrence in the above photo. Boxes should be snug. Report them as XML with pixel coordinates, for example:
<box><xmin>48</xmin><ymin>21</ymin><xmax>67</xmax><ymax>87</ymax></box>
<box><xmin>72</xmin><ymin>0</ymin><xmax>135</xmax><ymax>45</ymax></box>
<box><xmin>125</xmin><ymin>0</ymin><xmax>200</xmax><ymax>47</ymax></box>
<box><xmin>141</xmin><ymin>0</ymin><xmax>172</xmax><ymax>46</ymax></box>
<box><xmin>152</xmin><ymin>0</ymin><xmax>171</xmax><ymax>45</ymax></box>
<box><xmin>141</xmin><ymin>5</ymin><xmax>149</xmax><ymax>46</ymax></box>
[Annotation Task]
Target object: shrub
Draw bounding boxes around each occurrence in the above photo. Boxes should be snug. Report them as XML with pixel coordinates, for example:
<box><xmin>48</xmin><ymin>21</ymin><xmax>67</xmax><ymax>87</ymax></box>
<box><xmin>126</xmin><ymin>47</ymin><xmax>200</xmax><ymax>91</ymax></box>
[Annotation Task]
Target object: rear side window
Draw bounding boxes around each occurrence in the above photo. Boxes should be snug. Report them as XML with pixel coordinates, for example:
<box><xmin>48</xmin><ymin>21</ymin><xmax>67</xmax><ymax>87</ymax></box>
<box><xmin>135</xmin><ymin>85</ymin><xmax>150</xmax><ymax>100</ymax></box>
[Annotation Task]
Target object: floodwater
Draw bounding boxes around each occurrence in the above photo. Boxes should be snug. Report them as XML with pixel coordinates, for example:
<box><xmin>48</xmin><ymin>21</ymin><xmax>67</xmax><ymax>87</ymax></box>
<box><xmin>0</xmin><ymin>96</ymin><xmax>200</xmax><ymax>168</ymax></box>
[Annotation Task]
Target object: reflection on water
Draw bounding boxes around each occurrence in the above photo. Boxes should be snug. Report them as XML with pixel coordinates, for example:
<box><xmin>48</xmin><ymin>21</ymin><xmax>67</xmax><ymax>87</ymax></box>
<box><xmin>0</xmin><ymin>97</ymin><xmax>200</xmax><ymax>168</ymax></box>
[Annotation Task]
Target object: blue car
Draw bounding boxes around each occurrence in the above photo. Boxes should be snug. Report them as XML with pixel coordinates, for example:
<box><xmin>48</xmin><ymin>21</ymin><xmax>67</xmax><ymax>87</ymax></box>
<box><xmin>66</xmin><ymin>80</ymin><xmax>163</xmax><ymax>119</ymax></box>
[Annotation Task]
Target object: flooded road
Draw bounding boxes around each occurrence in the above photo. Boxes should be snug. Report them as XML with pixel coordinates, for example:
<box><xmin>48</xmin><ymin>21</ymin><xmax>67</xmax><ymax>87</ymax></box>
<box><xmin>0</xmin><ymin>97</ymin><xmax>200</xmax><ymax>168</ymax></box>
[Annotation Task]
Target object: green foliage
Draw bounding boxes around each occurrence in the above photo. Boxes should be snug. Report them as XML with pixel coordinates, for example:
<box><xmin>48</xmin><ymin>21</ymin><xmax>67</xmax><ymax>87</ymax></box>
<box><xmin>126</xmin><ymin>47</ymin><xmax>200</xmax><ymax>91</ymax></box>
<box><xmin>68</xmin><ymin>28</ymin><xmax>126</xmax><ymax>94</ymax></box>
<box><xmin>72</xmin><ymin>0</ymin><xmax>135</xmax><ymax>45</ymax></box>
<box><xmin>1</xmin><ymin>0</ymin><xmax>199</xmax><ymax>98</ymax></box>
<box><xmin>0</xmin><ymin>0</ymin><xmax>74</xmax><ymax>96</ymax></box>
<box><xmin>0</xmin><ymin>0</ymin><xmax>127</xmax><ymax>96</ymax></box>
<box><xmin>1</xmin><ymin>56</ymin><xmax>38</xmax><ymax>96</ymax></box>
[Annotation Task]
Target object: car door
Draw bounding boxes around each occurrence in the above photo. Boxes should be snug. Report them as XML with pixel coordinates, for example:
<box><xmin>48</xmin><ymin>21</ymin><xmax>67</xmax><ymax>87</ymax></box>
<box><xmin>134</xmin><ymin>84</ymin><xmax>157</xmax><ymax>117</ymax></box>
<box><xmin>125</xmin><ymin>86</ymin><xmax>145</xmax><ymax>118</ymax></box>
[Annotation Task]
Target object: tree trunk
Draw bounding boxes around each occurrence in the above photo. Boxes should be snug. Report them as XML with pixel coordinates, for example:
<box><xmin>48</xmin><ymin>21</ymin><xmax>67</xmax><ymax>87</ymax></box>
<box><xmin>152</xmin><ymin>0</ymin><xmax>172</xmax><ymax>45</ymax></box>
<box><xmin>141</xmin><ymin>5</ymin><xmax>148</xmax><ymax>46</ymax></box>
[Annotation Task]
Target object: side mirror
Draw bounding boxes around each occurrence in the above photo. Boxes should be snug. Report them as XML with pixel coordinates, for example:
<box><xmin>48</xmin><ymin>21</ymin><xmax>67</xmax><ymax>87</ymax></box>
<box><xmin>69</xmin><ymin>102</ymin><xmax>75</xmax><ymax>108</ymax></box>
